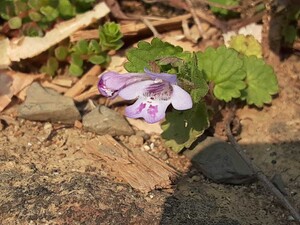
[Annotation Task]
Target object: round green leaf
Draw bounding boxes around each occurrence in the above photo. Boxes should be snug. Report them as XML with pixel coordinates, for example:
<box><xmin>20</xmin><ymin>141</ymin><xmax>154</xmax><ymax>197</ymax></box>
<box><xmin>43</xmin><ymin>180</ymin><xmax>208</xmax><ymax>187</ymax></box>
<box><xmin>40</xmin><ymin>6</ymin><xmax>59</xmax><ymax>22</ymax></box>
<box><xmin>229</xmin><ymin>34</ymin><xmax>262</xmax><ymax>58</ymax></box>
<box><xmin>8</xmin><ymin>17</ymin><xmax>22</xmax><ymax>29</ymax></box>
<box><xmin>71</xmin><ymin>53</ymin><xmax>83</xmax><ymax>67</ymax></box>
<box><xmin>241</xmin><ymin>56</ymin><xmax>279</xmax><ymax>107</ymax></box>
<box><xmin>55</xmin><ymin>46</ymin><xmax>69</xmax><ymax>61</ymax></box>
<box><xmin>197</xmin><ymin>46</ymin><xmax>246</xmax><ymax>102</ymax></box>
<box><xmin>88</xmin><ymin>54</ymin><xmax>106</xmax><ymax>65</ymax></box>
<box><xmin>69</xmin><ymin>63</ymin><xmax>83</xmax><ymax>77</ymax></box>
<box><xmin>88</xmin><ymin>40</ymin><xmax>101</xmax><ymax>54</ymax></box>
<box><xmin>28</xmin><ymin>11</ymin><xmax>42</xmax><ymax>22</ymax></box>
<box><xmin>58</xmin><ymin>0</ymin><xmax>76</xmax><ymax>18</ymax></box>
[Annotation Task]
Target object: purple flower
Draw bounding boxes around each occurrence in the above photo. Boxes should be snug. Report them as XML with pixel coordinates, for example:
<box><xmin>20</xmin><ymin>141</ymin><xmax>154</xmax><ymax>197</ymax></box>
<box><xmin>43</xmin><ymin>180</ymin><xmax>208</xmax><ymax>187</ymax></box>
<box><xmin>98</xmin><ymin>69</ymin><xmax>192</xmax><ymax>123</ymax></box>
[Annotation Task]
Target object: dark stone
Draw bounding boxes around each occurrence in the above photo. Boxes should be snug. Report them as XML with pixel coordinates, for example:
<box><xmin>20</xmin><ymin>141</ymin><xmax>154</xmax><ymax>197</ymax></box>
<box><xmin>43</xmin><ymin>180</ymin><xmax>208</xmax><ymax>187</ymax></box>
<box><xmin>184</xmin><ymin>137</ymin><xmax>256</xmax><ymax>184</ymax></box>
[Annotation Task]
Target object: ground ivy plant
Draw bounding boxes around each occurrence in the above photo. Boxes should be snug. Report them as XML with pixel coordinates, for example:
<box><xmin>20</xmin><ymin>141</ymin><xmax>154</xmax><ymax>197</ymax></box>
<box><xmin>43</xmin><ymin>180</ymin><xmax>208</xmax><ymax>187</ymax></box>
<box><xmin>99</xmin><ymin>37</ymin><xmax>278</xmax><ymax>153</ymax></box>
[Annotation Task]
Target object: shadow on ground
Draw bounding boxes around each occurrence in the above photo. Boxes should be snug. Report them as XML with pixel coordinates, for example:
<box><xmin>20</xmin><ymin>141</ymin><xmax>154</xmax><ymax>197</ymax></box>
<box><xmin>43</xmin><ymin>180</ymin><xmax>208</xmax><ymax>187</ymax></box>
<box><xmin>159</xmin><ymin>141</ymin><xmax>300</xmax><ymax>225</ymax></box>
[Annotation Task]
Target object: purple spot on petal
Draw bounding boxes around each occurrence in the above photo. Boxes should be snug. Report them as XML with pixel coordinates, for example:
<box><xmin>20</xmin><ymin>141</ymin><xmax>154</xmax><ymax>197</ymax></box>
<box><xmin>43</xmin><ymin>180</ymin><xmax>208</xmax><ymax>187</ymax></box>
<box><xmin>136</xmin><ymin>102</ymin><xmax>146</xmax><ymax>114</ymax></box>
<box><xmin>147</xmin><ymin>105</ymin><xmax>158</xmax><ymax>118</ymax></box>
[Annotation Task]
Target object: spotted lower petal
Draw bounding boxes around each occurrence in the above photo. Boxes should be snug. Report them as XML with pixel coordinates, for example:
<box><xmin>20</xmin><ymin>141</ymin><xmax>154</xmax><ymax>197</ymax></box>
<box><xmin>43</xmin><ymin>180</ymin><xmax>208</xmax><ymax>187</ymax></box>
<box><xmin>171</xmin><ymin>85</ymin><xmax>193</xmax><ymax>110</ymax></box>
<box><xmin>125</xmin><ymin>98</ymin><xmax>170</xmax><ymax>123</ymax></box>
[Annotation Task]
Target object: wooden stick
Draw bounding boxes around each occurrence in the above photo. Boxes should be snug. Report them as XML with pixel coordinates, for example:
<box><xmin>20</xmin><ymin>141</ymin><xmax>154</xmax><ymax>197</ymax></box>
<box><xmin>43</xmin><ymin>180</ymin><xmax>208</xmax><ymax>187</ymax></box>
<box><xmin>225</xmin><ymin>107</ymin><xmax>300</xmax><ymax>222</ymax></box>
<box><xmin>64</xmin><ymin>65</ymin><xmax>101</xmax><ymax>98</ymax></box>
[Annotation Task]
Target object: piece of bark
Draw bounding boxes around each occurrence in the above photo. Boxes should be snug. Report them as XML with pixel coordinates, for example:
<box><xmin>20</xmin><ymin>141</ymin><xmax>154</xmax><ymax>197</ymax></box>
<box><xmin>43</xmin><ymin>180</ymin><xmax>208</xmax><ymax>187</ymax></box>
<box><xmin>71</xmin><ymin>14</ymin><xmax>192</xmax><ymax>42</ymax></box>
<box><xmin>52</xmin><ymin>77</ymin><xmax>74</xmax><ymax>87</ymax></box>
<box><xmin>64</xmin><ymin>65</ymin><xmax>101</xmax><ymax>98</ymax></box>
<box><xmin>74</xmin><ymin>85</ymin><xmax>98</xmax><ymax>102</ymax></box>
<box><xmin>85</xmin><ymin>135</ymin><xmax>178</xmax><ymax>193</ymax></box>
<box><xmin>0</xmin><ymin>2</ymin><xmax>110</xmax><ymax>68</ymax></box>
<box><xmin>41</xmin><ymin>81</ymin><xmax>70</xmax><ymax>94</ymax></box>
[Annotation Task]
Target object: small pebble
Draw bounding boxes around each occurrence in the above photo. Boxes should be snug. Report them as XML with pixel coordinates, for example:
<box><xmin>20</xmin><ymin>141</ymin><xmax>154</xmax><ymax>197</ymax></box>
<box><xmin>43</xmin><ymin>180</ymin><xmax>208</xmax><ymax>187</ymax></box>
<box><xmin>143</xmin><ymin>145</ymin><xmax>150</xmax><ymax>151</ymax></box>
<box><xmin>191</xmin><ymin>175</ymin><xmax>201</xmax><ymax>182</ymax></box>
<box><xmin>150</xmin><ymin>142</ymin><xmax>155</xmax><ymax>150</ymax></box>
<box><xmin>43</xmin><ymin>122</ymin><xmax>53</xmax><ymax>130</ymax></box>
<box><xmin>128</xmin><ymin>135</ymin><xmax>144</xmax><ymax>147</ymax></box>
<box><xmin>135</xmin><ymin>130</ymin><xmax>150</xmax><ymax>141</ymax></box>
<box><xmin>159</xmin><ymin>152</ymin><xmax>169</xmax><ymax>161</ymax></box>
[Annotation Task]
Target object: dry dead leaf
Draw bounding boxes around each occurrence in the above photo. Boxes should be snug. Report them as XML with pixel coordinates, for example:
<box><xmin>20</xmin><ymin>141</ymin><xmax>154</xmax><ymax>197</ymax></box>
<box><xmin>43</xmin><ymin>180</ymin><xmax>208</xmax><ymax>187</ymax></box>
<box><xmin>126</xmin><ymin>118</ymin><xmax>163</xmax><ymax>135</ymax></box>
<box><xmin>0</xmin><ymin>71</ymin><xmax>44</xmax><ymax>112</ymax></box>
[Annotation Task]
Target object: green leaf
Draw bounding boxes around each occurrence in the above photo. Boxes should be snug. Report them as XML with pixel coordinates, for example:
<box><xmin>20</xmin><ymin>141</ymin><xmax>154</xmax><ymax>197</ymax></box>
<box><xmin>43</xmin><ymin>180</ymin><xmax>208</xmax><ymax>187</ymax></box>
<box><xmin>99</xmin><ymin>22</ymin><xmax>124</xmax><ymax>51</ymax></box>
<box><xmin>70</xmin><ymin>53</ymin><xmax>83</xmax><ymax>67</ymax></box>
<box><xmin>229</xmin><ymin>34</ymin><xmax>262</xmax><ymax>58</ymax></box>
<box><xmin>240</xmin><ymin>56</ymin><xmax>279</xmax><ymax>107</ymax></box>
<box><xmin>125</xmin><ymin>38</ymin><xmax>190</xmax><ymax>73</ymax></box>
<box><xmin>14</xmin><ymin>1</ymin><xmax>28</xmax><ymax>15</ymax></box>
<box><xmin>190</xmin><ymin>53</ymin><xmax>209</xmax><ymax>102</ymax></box>
<box><xmin>41</xmin><ymin>57</ymin><xmax>59</xmax><ymax>76</ymax></box>
<box><xmin>197</xmin><ymin>46</ymin><xmax>246</xmax><ymax>101</ymax></box>
<box><xmin>209</xmin><ymin>0</ymin><xmax>239</xmax><ymax>16</ymax></box>
<box><xmin>28</xmin><ymin>0</ymin><xmax>48</xmax><ymax>10</ymax></box>
<box><xmin>0</xmin><ymin>1</ymin><xmax>14</xmax><ymax>20</ymax></box>
<box><xmin>161</xmin><ymin>102</ymin><xmax>209</xmax><ymax>153</ymax></box>
<box><xmin>74</xmin><ymin>0</ymin><xmax>95</xmax><ymax>12</ymax></box>
<box><xmin>69</xmin><ymin>63</ymin><xmax>83</xmax><ymax>77</ymax></box>
<box><xmin>23</xmin><ymin>25</ymin><xmax>43</xmax><ymax>37</ymax></box>
<box><xmin>55</xmin><ymin>46</ymin><xmax>69</xmax><ymax>61</ymax></box>
<box><xmin>58</xmin><ymin>0</ymin><xmax>76</xmax><ymax>18</ymax></box>
<box><xmin>88</xmin><ymin>40</ymin><xmax>101</xmax><ymax>54</ymax></box>
<box><xmin>88</xmin><ymin>54</ymin><xmax>106</xmax><ymax>65</ymax></box>
<box><xmin>73</xmin><ymin>39</ymin><xmax>89</xmax><ymax>55</ymax></box>
<box><xmin>8</xmin><ymin>16</ymin><xmax>22</xmax><ymax>29</ymax></box>
<box><xmin>28</xmin><ymin>11</ymin><xmax>42</xmax><ymax>22</ymax></box>
<box><xmin>40</xmin><ymin>6</ymin><xmax>59</xmax><ymax>22</ymax></box>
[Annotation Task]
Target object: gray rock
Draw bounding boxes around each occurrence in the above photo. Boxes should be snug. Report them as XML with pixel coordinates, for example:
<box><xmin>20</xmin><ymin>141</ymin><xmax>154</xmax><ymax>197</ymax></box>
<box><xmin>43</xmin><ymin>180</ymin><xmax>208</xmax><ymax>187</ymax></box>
<box><xmin>18</xmin><ymin>82</ymin><xmax>81</xmax><ymax>124</ymax></box>
<box><xmin>184</xmin><ymin>137</ymin><xmax>256</xmax><ymax>184</ymax></box>
<box><xmin>83</xmin><ymin>106</ymin><xmax>134</xmax><ymax>136</ymax></box>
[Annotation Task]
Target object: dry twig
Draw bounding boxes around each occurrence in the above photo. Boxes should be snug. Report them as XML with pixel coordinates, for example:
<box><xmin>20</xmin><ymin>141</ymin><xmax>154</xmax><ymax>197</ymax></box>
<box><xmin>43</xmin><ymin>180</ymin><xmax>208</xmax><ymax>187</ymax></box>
<box><xmin>225</xmin><ymin>106</ymin><xmax>300</xmax><ymax>222</ymax></box>
<box><xmin>185</xmin><ymin>0</ymin><xmax>207</xmax><ymax>39</ymax></box>
<box><xmin>140</xmin><ymin>17</ymin><xmax>161</xmax><ymax>37</ymax></box>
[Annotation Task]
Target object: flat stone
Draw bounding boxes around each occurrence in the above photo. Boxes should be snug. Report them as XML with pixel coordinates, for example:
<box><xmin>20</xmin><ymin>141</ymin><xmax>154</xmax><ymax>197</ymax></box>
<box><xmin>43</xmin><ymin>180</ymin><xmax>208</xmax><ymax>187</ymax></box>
<box><xmin>82</xmin><ymin>106</ymin><xmax>134</xmax><ymax>136</ymax></box>
<box><xmin>184</xmin><ymin>137</ymin><xmax>256</xmax><ymax>184</ymax></box>
<box><xmin>18</xmin><ymin>82</ymin><xmax>81</xmax><ymax>124</ymax></box>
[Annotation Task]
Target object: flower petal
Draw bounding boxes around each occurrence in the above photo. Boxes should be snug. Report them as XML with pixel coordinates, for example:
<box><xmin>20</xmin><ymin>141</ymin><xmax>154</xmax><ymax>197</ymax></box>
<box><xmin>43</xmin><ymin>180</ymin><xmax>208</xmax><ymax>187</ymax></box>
<box><xmin>119</xmin><ymin>80</ymin><xmax>153</xmax><ymax>100</ymax></box>
<box><xmin>125</xmin><ymin>98</ymin><xmax>170</xmax><ymax>123</ymax></box>
<box><xmin>98</xmin><ymin>71</ymin><xmax>149</xmax><ymax>97</ymax></box>
<box><xmin>171</xmin><ymin>85</ymin><xmax>193</xmax><ymax>110</ymax></box>
<box><xmin>144</xmin><ymin>68</ymin><xmax>177</xmax><ymax>84</ymax></box>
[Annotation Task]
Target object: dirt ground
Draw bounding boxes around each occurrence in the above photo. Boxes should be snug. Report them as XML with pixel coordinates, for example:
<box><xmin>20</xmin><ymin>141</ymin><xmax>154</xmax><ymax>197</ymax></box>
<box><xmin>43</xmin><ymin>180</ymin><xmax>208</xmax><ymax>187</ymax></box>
<box><xmin>0</xmin><ymin>54</ymin><xmax>299</xmax><ymax>225</ymax></box>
